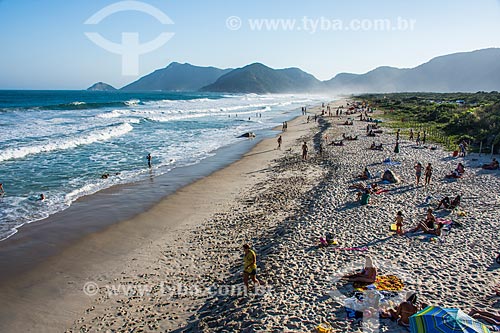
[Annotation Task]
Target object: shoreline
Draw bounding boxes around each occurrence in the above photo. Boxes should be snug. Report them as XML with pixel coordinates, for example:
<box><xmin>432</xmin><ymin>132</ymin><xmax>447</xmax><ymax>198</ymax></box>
<box><xmin>0</xmin><ymin>111</ymin><xmax>296</xmax><ymax>281</ymax></box>
<box><xmin>0</xmin><ymin>102</ymin><xmax>328</xmax><ymax>332</ymax></box>
<box><xmin>0</xmin><ymin>130</ymin><xmax>262</xmax><ymax>279</ymax></box>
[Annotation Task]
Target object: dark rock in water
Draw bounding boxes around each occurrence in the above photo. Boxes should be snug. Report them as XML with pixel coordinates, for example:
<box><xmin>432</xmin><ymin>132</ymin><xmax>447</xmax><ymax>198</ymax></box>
<box><xmin>238</xmin><ymin>132</ymin><xmax>256</xmax><ymax>138</ymax></box>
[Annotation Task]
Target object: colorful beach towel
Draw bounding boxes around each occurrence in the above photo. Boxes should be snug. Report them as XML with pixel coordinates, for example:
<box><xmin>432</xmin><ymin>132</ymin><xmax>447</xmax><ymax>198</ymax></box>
<box><xmin>332</xmin><ymin>246</ymin><xmax>368</xmax><ymax>251</ymax></box>
<box><xmin>436</xmin><ymin>218</ymin><xmax>453</xmax><ymax>225</ymax></box>
<box><xmin>375</xmin><ymin>189</ymin><xmax>389</xmax><ymax>195</ymax></box>
<box><xmin>353</xmin><ymin>275</ymin><xmax>405</xmax><ymax>291</ymax></box>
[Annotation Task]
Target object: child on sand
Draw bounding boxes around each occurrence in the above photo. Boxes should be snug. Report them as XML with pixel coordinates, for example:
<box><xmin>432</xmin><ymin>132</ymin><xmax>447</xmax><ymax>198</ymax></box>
<box><xmin>395</xmin><ymin>211</ymin><xmax>404</xmax><ymax>235</ymax></box>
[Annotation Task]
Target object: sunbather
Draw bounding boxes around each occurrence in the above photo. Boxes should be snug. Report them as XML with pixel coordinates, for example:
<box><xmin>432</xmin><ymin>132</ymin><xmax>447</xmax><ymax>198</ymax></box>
<box><xmin>410</xmin><ymin>208</ymin><xmax>442</xmax><ymax>235</ymax></box>
<box><xmin>437</xmin><ymin>195</ymin><xmax>461</xmax><ymax>209</ymax></box>
<box><xmin>342</xmin><ymin>256</ymin><xmax>377</xmax><ymax>283</ymax></box>
<box><xmin>482</xmin><ymin>158</ymin><xmax>499</xmax><ymax>170</ymax></box>
<box><xmin>469</xmin><ymin>308</ymin><xmax>500</xmax><ymax>326</ymax></box>
<box><xmin>358</xmin><ymin>167</ymin><xmax>371</xmax><ymax>180</ymax></box>
<box><xmin>380</xmin><ymin>293</ymin><xmax>420</xmax><ymax>327</ymax></box>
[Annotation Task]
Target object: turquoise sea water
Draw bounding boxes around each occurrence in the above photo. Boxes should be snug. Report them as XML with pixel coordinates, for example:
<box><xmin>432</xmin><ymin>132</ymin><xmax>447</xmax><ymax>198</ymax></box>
<box><xmin>0</xmin><ymin>90</ymin><xmax>322</xmax><ymax>240</ymax></box>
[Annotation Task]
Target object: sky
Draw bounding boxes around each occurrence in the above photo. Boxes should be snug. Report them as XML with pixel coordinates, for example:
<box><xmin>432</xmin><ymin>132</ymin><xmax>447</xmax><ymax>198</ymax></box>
<box><xmin>0</xmin><ymin>0</ymin><xmax>500</xmax><ymax>89</ymax></box>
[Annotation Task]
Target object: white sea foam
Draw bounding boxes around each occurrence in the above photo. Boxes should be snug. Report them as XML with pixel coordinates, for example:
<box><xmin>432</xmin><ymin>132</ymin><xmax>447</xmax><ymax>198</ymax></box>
<box><xmin>124</xmin><ymin>99</ymin><xmax>141</xmax><ymax>106</ymax></box>
<box><xmin>0</xmin><ymin>123</ymin><xmax>133</xmax><ymax>162</ymax></box>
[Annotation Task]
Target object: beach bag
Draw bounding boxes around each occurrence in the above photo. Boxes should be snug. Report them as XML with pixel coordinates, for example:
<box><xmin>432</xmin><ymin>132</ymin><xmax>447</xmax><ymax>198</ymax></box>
<box><xmin>345</xmin><ymin>307</ymin><xmax>364</xmax><ymax>319</ymax></box>
<box><xmin>316</xmin><ymin>322</ymin><xmax>333</xmax><ymax>333</ymax></box>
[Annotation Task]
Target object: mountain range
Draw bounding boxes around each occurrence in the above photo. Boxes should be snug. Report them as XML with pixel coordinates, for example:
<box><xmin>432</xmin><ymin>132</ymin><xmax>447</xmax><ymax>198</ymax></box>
<box><xmin>88</xmin><ymin>48</ymin><xmax>500</xmax><ymax>94</ymax></box>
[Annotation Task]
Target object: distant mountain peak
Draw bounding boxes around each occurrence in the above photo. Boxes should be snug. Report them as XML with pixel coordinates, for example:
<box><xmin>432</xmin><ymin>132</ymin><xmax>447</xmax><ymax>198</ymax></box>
<box><xmin>200</xmin><ymin>63</ymin><xmax>323</xmax><ymax>94</ymax></box>
<box><xmin>121</xmin><ymin>63</ymin><xmax>232</xmax><ymax>92</ymax></box>
<box><xmin>93</xmin><ymin>47</ymin><xmax>500</xmax><ymax>94</ymax></box>
<box><xmin>87</xmin><ymin>82</ymin><xmax>116</xmax><ymax>91</ymax></box>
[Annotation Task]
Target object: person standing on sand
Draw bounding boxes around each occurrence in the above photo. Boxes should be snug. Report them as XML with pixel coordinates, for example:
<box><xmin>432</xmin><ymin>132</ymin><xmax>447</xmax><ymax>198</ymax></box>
<box><xmin>422</xmin><ymin>131</ymin><xmax>427</xmax><ymax>144</ymax></box>
<box><xmin>0</xmin><ymin>183</ymin><xmax>4</xmax><ymax>195</ymax></box>
<box><xmin>302</xmin><ymin>142</ymin><xmax>308</xmax><ymax>160</ymax></box>
<box><xmin>409</xmin><ymin>129</ymin><xmax>414</xmax><ymax>140</ymax></box>
<box><xmin>146</xmin><ymin>153</ymin><xmax>152</xmax><ymax>168</ymax></box>
<box><xmin>277</xmin><ymin>135</ymin><xmax>282</xmax><ymax>150</ymax></box>
<box><xmin>242</xmin><ymin>244</ymin><xmax>259</xmax><ymax>292</ymax></box>
<box><xmin>395</xmin><ymin>211</ymin><xmax>404</xmax><ymax>235</ymax></box>
<box><xmin>414</xmin><ymin>162</ymin><xmax>423</xmax><ymax>186</ymax></box>
<box><xmin>394</xmin><ymin>140</ymin><xmax>400</xmax><ymax>154</ymax></box>
<box><xmin>424</xmin><ymin>163</ymin><xmax>433</xmax><ymax>185</ymax></box>
<box><xmin>396</xmin><ymin>129</ymin><xmax>400</xmax><ymax>141</ymax></box>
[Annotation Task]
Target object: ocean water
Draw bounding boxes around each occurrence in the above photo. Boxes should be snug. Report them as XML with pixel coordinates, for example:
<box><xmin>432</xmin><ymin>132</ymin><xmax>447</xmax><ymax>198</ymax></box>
<box><xmin>0</xmin><ymin>90</ymin><xmax>323</xmax><ymax>241</ymax></box>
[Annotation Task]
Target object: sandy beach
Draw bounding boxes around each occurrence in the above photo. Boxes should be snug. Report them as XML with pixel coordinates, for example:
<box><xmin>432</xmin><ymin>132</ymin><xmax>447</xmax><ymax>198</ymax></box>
<box><xmin>1</xmin><ymin>99</ymin><xmax>500</xmax><ymax>333</ymax></box>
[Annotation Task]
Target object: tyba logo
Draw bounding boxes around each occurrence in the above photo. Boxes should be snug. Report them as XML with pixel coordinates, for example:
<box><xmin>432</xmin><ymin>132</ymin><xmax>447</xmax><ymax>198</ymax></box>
<box><xmin>84</xmin><ymin>1</ymin><xmax>175</xmax><ymax>75</ymax></box>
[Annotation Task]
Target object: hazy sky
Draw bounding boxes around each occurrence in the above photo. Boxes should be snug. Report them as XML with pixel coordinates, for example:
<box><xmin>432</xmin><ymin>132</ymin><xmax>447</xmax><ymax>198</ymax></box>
<box><xmin>1</xmin><ymin>0</ymin><xmax>500</xmax><ymax>89</ymax></box>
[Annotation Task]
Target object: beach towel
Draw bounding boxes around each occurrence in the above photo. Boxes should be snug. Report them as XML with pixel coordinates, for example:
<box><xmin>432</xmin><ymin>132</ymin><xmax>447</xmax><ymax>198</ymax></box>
<box><xmin>383</xmin><ymin>158</ymin><xmax>402</xmax><ymax>166</ymax></box>
<box><xmin>436</xmin><ymin>218</ymin><xmax>453</xmax><ymax>225</ymax></box>
<box><xmin>490</xmin><ymin>325</ymin><xmax>500</xmax><ymax>331</ymax></box>
<box><xmin>353</xmin><ymin>275</ymin><xmax>405</xmax><ymax>291</ymax></box>
<box><xmin>332</xmin><ymin>246</ymin><xmax>368</xmax><ymax>251</ymax></box>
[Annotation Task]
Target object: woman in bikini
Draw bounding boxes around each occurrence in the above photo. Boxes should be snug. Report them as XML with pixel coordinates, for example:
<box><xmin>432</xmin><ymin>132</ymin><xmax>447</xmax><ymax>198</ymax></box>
<box><xmin>410</xmin><ymin>208</ymin><xmax>443</xmax><ymax>235</ymax></box>
<box><xmin>414</xmin><ymin>162</ymin><xmax>423</xmax><ymax>186</ymax></box>
<box><xmin>381</xmin><ymin>293</ymin><xmax>420</xmax><ymax>327</ymax></box>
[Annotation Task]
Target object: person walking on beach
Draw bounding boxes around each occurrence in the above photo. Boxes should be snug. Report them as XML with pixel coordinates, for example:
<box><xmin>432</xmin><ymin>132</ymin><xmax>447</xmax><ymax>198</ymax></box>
<box><xmin>422</xmin><ymin>131</ymin><xmax>427</xmax><ymax>144</ymax></box>
<box><xmin>302</xmin><ymin>142</ymin><xmax>308</xmax><ymax>161</ymax></box>
<box><xmin>242</xmin><ymin>244</ymin><xmax>259</xmax><ymax>292</ymax></box>
<box><xmin>277</xmin><ymin>135</ymin><xmax>282</xmax><ymax>150</ymax></box>
<box><xmin>395</xmin><ymin>211</ymin><xmax>404</xmax><ymax>235</ymax></box>
<box><xmin>414</xmin><ymin>162</ymin><xmax>423</xmax><ymax>186</ymax></box>
<box><xmin>416</xmin><ymin>132</ymin><xmax>421</xmax><ymax>145</ymax></box>
<box><xmin>409</xmin><ymin>129</ymin><xmax>414</xmax><ymax>140</ymax></box>
<box><xmin>396</xmin><ymin>129</ymin><xmax>400</xmax><ymax>141</ymax></box>
<box><xmin>146</xmin><ymin>153</ymin><xmax>152</xmax><ymax>168</ymax></box>
<box><xmin>424</xmin><ymin>163</ymin><xmax>433</xmax><ymax>186</ymax></box>
<box><xmin>394</xmin><ymin>140</ymin><xmax>400</xmax><ymax>154</ymax></box>
<box><xmin>0</xmin><ymin>183</ymin><xmax>4</xmax><ymax>195</ymax></box>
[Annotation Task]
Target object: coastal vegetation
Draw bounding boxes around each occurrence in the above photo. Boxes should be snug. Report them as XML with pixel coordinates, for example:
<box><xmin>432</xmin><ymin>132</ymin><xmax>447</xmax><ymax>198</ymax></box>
<box><xmin>358</xmin><ymin>92</ymin><xmax>500</xmax><ymax>152</ymax></box>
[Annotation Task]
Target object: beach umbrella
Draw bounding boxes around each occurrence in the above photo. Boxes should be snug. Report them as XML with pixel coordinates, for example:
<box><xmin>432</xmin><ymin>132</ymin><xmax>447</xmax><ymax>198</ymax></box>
<box><xmin>410</xmin><ymin>306</ymin><xmax>490</xmax><ymax>333</ymax></box>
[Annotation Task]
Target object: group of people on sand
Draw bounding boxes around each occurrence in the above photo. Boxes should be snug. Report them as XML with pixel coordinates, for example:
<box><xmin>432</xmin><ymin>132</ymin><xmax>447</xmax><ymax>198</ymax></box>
<box><xmin>341</xmin><ymin>256</ymin><xmax>500</xmax><ymax>329</ymax></box>
<box><xmin>370</xmin><ymin>141</ymin><xmax>383</xmax><ymax>150</ymax></box>
<box><xmin>414</xmin><ymin>162</ymin><xmax>433</xmax><ymax>186</ymax></box>
<box><xmin>342</xmin><ymin>133</ymin><xmax>358</xmax><ymax>140</ymax></box>
<box><xmin>393</xmin><ymin>193</ymin><xmax>461</xmax><ymax>237</ymax></box>
<box><xmin>341</xmin><ymin>257</ymin><xmax>424</xmax><ymax>327</ymax></box>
